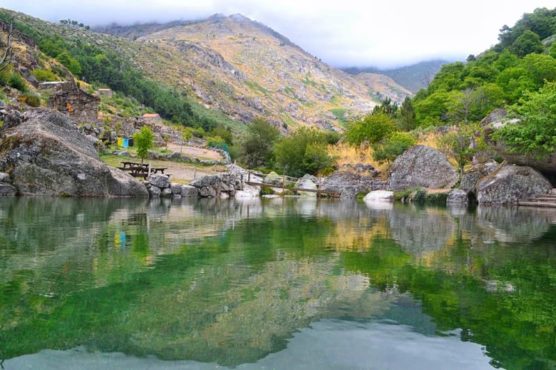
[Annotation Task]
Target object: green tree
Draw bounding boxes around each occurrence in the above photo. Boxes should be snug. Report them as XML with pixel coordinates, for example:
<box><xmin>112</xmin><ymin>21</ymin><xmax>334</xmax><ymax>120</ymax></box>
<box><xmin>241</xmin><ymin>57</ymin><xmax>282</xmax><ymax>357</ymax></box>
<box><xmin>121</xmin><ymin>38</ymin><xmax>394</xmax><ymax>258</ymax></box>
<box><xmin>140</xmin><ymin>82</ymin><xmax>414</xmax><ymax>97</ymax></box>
<box><xmin>274</xmin><ymin>127</ymin><xmax>333</xmax><ymax>177</ymax></box>
<box><xmin>241</xmin><ymin>118</ymin><xmax>280</xmax><ymax>169</ymax></box>
<box><xmin>495</xmin><ymin>82</ymin><xmax>556</xmax><ymax>157</ymax></box>
<box><xmin>510</xmin><ymin>30</ymin><xmax>544</xmax><ymax>57</ymax></box>
<box><xmin>345</xmin><ymin>113</ymin><xmax>396</xmax><ymax>145</ymax></box>
<box><xmin>372</xmin><ymin>97</ymin><xmax>398</xmax><ymax>117</ymax></box>
<box><xmin>134</xmin><ymin>126</ymin><xmax>154</xmax><ymax>164</ymax></box>
<box><xmin>438</xmin><ymin>125</ymin><xmax>481</xmax><ymax>176</ymax></box>
<box><xmin>398</xmin><ymin>97</ymin><xmax>417</xmax><ymax>131</ymax></box>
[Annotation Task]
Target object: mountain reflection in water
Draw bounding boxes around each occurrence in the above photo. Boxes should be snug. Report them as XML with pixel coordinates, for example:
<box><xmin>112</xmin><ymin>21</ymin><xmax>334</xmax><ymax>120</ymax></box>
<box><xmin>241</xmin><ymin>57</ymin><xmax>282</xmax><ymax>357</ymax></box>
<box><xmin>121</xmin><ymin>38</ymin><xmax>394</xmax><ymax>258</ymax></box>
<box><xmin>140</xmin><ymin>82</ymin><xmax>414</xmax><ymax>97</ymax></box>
<box><xmin>0</xmin><ymin>197</ymin><xmax>554</xmax><ymax>370</ymax></box>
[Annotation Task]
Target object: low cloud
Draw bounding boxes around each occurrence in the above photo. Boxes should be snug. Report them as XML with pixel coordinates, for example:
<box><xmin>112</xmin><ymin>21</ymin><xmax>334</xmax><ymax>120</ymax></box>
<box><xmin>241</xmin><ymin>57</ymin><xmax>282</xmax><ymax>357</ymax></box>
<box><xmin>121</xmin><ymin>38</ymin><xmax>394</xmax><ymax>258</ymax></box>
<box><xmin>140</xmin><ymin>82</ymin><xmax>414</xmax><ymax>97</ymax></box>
<box><xmin>3</xmin><ymin>0</ymin><xmax>554</xmax><ymax>68</ymax></box>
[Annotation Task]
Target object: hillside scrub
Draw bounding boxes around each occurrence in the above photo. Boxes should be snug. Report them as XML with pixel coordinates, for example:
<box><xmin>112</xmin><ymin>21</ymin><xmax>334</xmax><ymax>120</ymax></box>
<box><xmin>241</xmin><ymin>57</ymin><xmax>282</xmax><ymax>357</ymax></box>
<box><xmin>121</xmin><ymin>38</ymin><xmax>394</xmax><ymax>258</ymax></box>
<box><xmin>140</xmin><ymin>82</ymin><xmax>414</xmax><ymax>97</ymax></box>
<box><xmin>494</xmin><ymin>82</ymin><xmax>556</xmax><ymax>158</ymax></box>
<box><xmin>411</xmin><ymin>7</ymin><xmax>556</xmax><ymax>134</ymax></box>
<box><xmin>274</xmin><ymin>127</ymin><xmax>335</xmax><ymax>177</ymax></box>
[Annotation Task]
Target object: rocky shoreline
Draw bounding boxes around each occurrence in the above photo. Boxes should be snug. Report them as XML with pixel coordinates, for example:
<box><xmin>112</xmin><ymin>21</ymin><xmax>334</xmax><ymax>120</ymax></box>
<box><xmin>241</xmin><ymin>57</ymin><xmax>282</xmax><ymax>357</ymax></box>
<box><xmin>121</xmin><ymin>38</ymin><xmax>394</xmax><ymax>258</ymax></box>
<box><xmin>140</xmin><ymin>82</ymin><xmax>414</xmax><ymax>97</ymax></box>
<box><xmin>0</xmin><ymin>108</ymin><xmax>554</xmax><ymax>207</ymax></box>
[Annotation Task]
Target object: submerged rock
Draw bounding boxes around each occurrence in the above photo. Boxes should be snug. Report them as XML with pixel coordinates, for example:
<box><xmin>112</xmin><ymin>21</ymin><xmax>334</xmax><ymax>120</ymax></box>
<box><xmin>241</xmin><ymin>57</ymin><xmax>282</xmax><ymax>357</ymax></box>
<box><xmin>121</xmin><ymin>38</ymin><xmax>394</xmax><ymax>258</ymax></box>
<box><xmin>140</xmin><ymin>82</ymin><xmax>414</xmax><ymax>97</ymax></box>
<box><xmin>0</xmin><ymin>109</ymin><xmax>147</xmax><ymax>197</ymax></box>
<box><xmin>389</xmin><ymin>146</ymin><xmax>458</xmax><ymax>190</ymax></box>
<box><xmin>477</xmin><ymin>165</ymin><xmax>552</xmax><ymax>205</ymax></box>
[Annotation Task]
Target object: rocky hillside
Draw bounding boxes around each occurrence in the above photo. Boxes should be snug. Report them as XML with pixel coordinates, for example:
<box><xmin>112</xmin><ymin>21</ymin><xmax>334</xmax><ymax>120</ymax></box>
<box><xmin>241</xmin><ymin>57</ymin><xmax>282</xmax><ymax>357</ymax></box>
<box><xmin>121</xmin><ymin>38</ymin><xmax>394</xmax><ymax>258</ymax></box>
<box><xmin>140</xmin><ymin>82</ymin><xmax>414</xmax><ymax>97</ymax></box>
<box><xmin>352</xmin><ymin>72</ymin><xmax>412</xmax><ymax>103</ymax></box>
<box><xmin>100</xmin><ymin>14</ymin><xmax>383</xmax><ymax>130</ymax></box>
<box><xmin>344</xmin><ymin>60</ymin><xmax>448</xmax><ymax>93</ymax></box>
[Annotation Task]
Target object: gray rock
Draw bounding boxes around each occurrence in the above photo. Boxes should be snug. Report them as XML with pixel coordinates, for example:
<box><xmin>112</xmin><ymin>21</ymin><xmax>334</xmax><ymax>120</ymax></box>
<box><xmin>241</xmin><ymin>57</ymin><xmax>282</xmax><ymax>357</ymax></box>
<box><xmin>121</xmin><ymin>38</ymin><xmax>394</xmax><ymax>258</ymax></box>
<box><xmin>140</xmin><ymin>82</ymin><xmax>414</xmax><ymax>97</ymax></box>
<box><xmin>148</xmin><ymin>174</ymin><xmax>171</xmax><ymax>189</ymax></box>
<box><xmin>0</xmin><ymin>172</ymin><xmax>10</xmax><ymax>183</ymax></box>
<box><xmin>447</xmin><ymin>189</ymin><xmax>469</xmax><ymax>206</ymax></box>
<box><xmin>389</xmin><ymin>146</ymin><xmax>458</xmax><ymax>190</ymax></box>
<box><xmin>191</xmin><ymin>173</ymin><xmax>242</xmax><ymax>198</ymax></box>
<box><xmin>0</xmin><ymin>109</ymin><xmax>147</xmax><ymax>197</ymax></box>
<box><xmin>161</xmin><ymin>188</ymin><xmax>173</xmax><ymax>198</ymax></box>
<box><xmin>477</xmin><ymin>165</ymin><xmax>552</xmax><ymax>205</ymax></box>
<box><xmin>321</xmin><ymin>171</ymin><xmax>386</xmax><ymax>199</ymax></box>
<box><xmin>0</xmin><ymin>182</ymin><xmax>16</xmax><ymax>196</ymax></box>
<box><xmin>181</xmin><ymin>185</ymin><xmax>199</xmax><ymax>198</ymax></box>
<box><xmin>264</xmin><ymin>171</ymin><xmax>283</xmax><ymax>186</ymax></box>
<box><xmin>460</xmin><ymin>162</ymin><xmax>499</xmax><ymax>194</ymax></box>
<box><xmin>171</xmin><ymin>184</ymin><xmax>182</xmax><ymax>194</ymax></box>
<box><xmin>149</xmin><ymin>186</ymin><xmax>161</xmax><ymax>198</ymax></box>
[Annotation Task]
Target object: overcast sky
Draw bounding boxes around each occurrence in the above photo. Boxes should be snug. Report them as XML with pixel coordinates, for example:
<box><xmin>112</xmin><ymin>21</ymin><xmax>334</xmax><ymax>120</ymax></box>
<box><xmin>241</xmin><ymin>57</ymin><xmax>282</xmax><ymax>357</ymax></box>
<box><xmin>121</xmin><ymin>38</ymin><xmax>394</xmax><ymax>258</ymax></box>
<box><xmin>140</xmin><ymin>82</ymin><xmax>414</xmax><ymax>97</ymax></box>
<box><xmin>2</xmin><ymin>0</ymin><xmax>555</xmax><ymax>68</ymax></box>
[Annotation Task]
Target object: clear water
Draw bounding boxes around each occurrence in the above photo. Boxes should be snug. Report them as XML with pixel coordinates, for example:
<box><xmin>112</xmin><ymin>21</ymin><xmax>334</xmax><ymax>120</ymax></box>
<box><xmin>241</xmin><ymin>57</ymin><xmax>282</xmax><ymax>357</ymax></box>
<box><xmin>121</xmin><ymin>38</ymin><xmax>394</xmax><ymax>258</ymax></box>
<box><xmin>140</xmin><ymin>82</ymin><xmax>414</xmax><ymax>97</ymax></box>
<box><xmin>0</xmin><ymin>197</ymin><xmax>554</xmax><ymax>370</ymax></box>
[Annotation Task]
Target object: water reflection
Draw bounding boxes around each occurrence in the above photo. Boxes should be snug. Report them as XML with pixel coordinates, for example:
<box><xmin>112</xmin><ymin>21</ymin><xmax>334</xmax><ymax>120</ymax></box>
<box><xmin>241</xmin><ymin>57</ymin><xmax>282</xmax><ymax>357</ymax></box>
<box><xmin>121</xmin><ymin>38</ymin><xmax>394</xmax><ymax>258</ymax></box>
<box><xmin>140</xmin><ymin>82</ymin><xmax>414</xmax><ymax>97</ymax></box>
<box><xmin>0</xmin><ymin>197</ymin><xmax>554</xmax><ymax>369</ymax></box>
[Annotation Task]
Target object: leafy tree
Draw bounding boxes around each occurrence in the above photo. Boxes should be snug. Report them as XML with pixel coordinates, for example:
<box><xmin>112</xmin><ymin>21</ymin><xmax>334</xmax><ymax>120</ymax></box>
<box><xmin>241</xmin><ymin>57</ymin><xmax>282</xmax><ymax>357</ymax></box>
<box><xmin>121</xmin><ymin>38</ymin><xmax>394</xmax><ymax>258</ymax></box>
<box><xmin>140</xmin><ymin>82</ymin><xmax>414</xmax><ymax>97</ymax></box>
<box><xmin>274</xmin><ymin>127</ymin><xmax>334</xmax><ymax>177</ymax></box>
<box><xmin>240</xmin><ymin>118</ymin><xmax>280</xmax><ymax>169</ymax></box>
<box><xmin>495</xmin><ymin>82</ymin><xmax>556</xmax><ymax>157</ymax></box>
<box><xmin>398</xmin><ymin>97</ymin><xmax>417</xmax><ymax>131</ymax></box>
<box><xmin>345</xmin><ymin>113</ymin><xmax>396</xmax><ymax>145</ymax></box>
<box><xmin>438</xmin><ymin>125</ymin><xmax>482</xmax><ymax>176</ymax></box>
<box><xmin>134</xmin><ymin>126</ymin><xmax>154</xmax><ymax>164</ymax></box>
<box><xmin>510</xmin><ymin>30</ymin><xmax>544</xmax><ymax>57</ymax></box>
<box><xmin>372</xmin><ymin>97</ymin><xmax>398</xmax><ymax>117</ymax></box>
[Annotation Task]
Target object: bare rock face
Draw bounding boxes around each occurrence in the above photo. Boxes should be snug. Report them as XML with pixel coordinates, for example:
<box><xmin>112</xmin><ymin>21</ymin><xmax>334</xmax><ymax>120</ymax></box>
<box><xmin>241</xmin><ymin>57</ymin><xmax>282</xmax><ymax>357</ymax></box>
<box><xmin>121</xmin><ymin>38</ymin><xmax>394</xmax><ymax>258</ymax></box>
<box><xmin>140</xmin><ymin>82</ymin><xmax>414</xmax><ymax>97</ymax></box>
<box><xmin>389</xmin><ymin>146</ymin><xmax>458</xmax><ymax>190</ymax></box>
<box><xmin>477</xmin><ymin>165</ymin><xmax>552</xmax><ymax>205</ymax></box>
<box><xmin>321</xmin><ymin>171</ymin><xmax>386</xmax><ymax>199</ymax></box>
<box><xmin>0</xmin><ymin>109</ymin><xmax>148</xmax><ymax>197</ymax></box>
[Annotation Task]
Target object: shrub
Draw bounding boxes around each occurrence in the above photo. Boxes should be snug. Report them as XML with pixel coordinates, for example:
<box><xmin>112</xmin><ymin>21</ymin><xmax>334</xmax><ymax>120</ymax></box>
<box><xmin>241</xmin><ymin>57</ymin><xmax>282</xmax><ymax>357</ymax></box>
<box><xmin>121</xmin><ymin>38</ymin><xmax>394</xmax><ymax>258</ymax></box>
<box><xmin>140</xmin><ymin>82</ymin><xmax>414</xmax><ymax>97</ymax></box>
<box><xmin>8</xmin><ymin>72</ymin><xmax>27</xmax><ymax>92</ymax></box>
<box><xmin>274</xmin><ymin>127</ymin><xmax>334</xmax><ymax>177</ymax></box>
<box><xmin>345</xmin><ymin>113</ymin><xmax>396</xmax><ymax>145</ymax></box>
<box><xmin>22</xmin><ymin>92</ymin><xmax>41</xmax><ymax>107</ymax></box>
<box><xmin>372</xmin><ymin>132</ymin><xmax>416</xmax><ymax>162</ymax></box>
<box><xmin>32</xmin><ymin>69</ymin><xmax>58</xmax><ymax>82</ymax></box>
<box><xmin>240</xmin><ymin>118</ymin><xmax>280</xmax><ymax>169</ymax></box>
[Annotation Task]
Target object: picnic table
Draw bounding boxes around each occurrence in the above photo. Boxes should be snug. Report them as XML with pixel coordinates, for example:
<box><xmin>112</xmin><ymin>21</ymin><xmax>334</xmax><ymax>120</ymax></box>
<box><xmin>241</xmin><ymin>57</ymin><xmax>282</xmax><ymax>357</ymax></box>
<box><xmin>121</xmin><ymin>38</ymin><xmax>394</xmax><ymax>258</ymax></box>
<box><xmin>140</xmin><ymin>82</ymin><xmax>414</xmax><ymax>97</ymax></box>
<box><xmin>118</xmin><ymin>161</ymin><xmax>168</xmax><ymax>179</ymax></box>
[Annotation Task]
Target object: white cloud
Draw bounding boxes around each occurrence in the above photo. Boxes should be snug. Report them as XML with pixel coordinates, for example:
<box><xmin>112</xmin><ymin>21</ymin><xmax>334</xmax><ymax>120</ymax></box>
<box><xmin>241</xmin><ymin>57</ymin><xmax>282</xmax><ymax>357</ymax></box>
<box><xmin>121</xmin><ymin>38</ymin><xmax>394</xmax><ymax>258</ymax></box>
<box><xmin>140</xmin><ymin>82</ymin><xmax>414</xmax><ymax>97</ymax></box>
<box><xmin>2</xmin><ymin>0</ymin><xmax>555</xmax><ymax>67</ymax></box>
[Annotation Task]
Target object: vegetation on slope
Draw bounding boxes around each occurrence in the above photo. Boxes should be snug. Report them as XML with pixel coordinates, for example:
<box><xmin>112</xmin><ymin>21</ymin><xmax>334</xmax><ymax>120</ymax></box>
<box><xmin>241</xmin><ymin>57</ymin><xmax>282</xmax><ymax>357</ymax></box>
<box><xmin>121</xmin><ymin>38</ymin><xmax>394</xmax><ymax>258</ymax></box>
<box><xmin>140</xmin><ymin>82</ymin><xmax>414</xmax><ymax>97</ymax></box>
<box><xmin>410</xmin><ymin>7</ymin><xmax>556</xmax><ymax>157</ymax></box>
<box><xmin>0</xmin><ymin>9</ymin><xmax>239</xmax><ymax>133</ymax></box>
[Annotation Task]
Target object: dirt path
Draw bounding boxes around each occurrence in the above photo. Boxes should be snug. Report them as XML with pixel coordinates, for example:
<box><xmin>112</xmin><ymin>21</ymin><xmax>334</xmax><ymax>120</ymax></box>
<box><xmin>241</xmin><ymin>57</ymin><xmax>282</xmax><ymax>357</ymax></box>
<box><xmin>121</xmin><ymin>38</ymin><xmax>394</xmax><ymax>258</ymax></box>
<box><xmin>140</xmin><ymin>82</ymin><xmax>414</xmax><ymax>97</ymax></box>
<box><xmin>166</xmin><ymin>143</ymin><xmax>224</xmax><ymax>161</ymax></box>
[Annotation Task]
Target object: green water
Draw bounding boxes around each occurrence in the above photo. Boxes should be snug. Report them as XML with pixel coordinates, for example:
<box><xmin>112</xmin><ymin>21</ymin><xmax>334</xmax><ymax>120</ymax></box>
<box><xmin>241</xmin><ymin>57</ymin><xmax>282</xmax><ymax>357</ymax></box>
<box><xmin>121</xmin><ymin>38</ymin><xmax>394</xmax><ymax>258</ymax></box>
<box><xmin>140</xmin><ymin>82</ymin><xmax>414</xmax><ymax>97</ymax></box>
<box><xmin>0</xmin><ymin>198</ymin><xmax>555</xmax><ymax>370</ymax></box>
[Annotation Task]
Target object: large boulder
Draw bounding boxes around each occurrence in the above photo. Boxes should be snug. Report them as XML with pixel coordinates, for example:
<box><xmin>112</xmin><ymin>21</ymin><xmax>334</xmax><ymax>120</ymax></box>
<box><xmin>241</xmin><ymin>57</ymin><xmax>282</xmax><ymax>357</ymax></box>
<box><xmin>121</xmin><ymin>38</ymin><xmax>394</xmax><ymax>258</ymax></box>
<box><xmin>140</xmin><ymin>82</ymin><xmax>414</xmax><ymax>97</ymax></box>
<box><xmin>477</xmin><ymin>165</ymin><xmax>552</xmax><ymax>205</ymax></box>
<box><xmin>460</xmin><ymin>161</ymin><xmax>499</xmax><ymax>194</ymax></box>
<box><xmin>0</xmin><ymin>109</ymin><xmax>147</xmax><ymax>197</ymax></box>
<box><xmin>321</xmin><ymin>171</ymin><xmax>386</xmax><ymax>199</ymax></box>
<box><xmin>389</xmin><ymin>146</ymin><xmax>458</xmax><ymax>190</ymax></box>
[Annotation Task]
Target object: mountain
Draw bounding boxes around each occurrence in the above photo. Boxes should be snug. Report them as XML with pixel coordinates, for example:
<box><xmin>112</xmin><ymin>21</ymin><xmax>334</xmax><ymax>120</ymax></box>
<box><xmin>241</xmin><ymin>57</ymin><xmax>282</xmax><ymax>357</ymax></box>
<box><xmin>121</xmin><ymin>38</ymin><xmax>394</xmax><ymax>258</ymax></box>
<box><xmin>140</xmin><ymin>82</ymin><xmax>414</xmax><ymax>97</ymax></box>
<box><xmin>98</xmin><ymin>14</ymin><xmax>381</xmax><ymax>130</ymax></box>
<box><xmin>351</xmin><ymin>73</ymin><xmax>412</xmax><ymax>103</ymax></box>
<box><xmin>343</xmin><ymin>60</ymin><xmax>449</xmax><ymax>93</ymax></box>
